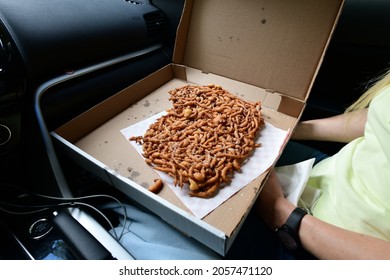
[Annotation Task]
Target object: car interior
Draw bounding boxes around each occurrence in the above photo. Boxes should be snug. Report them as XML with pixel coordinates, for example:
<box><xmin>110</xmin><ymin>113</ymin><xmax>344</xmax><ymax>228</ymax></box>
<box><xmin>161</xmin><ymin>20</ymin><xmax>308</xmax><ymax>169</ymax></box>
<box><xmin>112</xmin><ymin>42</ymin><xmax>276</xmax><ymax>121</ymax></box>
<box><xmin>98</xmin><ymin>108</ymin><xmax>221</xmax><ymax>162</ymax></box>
<box><xmin>0</xmin><ymin>0</ymin><xmax>389</xmax><ymax>260</ymax></box>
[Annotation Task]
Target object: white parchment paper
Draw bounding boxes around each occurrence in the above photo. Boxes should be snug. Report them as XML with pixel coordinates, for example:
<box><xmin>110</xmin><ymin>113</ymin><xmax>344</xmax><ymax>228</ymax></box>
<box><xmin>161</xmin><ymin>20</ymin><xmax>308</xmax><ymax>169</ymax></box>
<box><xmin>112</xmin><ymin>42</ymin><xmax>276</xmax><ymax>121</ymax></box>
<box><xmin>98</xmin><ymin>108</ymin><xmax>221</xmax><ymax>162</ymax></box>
<box><xmin>276</xmin><ymin>158</ymin><xmax>322</xmax><ymax>211</ymax></box>
<box><xmin>276</xmin><ymin>158</ymin><xmax>315</xmax><ymax>205</ymax></box>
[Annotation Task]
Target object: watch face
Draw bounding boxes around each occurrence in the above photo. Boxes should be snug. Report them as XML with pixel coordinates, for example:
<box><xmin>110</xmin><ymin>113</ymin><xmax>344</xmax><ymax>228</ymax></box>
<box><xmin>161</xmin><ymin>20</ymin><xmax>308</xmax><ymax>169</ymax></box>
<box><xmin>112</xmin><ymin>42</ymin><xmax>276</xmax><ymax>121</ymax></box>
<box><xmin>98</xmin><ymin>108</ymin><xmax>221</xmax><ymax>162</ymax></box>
<box><xmin>276</xmin><ymin>228</ymin><xmax>298</xmax><ymax>250</ymax></box>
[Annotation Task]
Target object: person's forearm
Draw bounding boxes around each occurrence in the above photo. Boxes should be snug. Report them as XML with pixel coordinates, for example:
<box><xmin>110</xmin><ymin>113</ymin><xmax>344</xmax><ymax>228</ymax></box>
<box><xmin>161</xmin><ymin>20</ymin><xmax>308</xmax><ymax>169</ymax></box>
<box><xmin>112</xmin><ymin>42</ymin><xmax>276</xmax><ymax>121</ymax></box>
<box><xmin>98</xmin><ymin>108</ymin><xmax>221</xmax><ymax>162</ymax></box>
<box><xmin>273</xmin><ymin>198</ymin><xmax>390</xmax><ymax>259</ymax></box>
<box><xmin>300</xmin><ymin>214</ymin><xmax>390</xmax><ymax>260</ymax></box>
<box><xmin>257</xmin><ymin>168</ymin><xmax>390</xmax><ymax>260</ymax></box>
<box><xmin>292</xmin><ymin>109</ymin><xmax>368</xmax><ymax>143</ymax></box>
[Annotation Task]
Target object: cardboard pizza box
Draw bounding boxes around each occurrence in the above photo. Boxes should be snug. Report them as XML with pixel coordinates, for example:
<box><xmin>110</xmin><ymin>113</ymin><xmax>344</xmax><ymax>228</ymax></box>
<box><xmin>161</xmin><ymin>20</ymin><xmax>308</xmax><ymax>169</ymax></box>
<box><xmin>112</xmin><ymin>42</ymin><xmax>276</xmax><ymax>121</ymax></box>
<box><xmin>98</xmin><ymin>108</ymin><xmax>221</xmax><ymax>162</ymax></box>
<box><xmin>52</xmin><ymin>0</ymin><xmax>344</xmax><ymax>255</ymax></box>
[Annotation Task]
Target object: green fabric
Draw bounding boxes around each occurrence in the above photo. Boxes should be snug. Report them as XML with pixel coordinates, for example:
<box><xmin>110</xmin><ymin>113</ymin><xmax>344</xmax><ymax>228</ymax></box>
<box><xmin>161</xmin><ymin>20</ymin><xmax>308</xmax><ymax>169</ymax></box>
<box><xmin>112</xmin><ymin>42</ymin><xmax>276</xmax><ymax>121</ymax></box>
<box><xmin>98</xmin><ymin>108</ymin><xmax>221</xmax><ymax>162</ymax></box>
<box><xmin>309</xmin><ymin>86</ymin><xmax>390</xmax><ymax>241</ymax></box>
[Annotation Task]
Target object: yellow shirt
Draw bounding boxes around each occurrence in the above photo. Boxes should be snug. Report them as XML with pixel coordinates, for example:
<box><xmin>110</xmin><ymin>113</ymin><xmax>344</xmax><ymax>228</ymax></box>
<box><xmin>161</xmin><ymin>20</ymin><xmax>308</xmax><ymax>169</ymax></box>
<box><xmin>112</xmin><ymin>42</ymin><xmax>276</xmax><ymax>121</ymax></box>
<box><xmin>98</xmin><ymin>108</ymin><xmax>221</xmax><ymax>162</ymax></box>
<box><xmin>309</xmin><ymin>85</ymin><xmax>390</xmax><ymax>241</ymax></box>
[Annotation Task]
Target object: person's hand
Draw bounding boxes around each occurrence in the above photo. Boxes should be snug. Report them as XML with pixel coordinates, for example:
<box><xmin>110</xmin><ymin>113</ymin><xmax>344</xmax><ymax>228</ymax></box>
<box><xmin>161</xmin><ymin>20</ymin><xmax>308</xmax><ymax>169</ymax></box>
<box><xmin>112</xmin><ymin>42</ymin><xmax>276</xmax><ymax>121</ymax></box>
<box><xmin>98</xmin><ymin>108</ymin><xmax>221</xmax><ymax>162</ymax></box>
<box><xmin>255</xmin><ymin>169</ymin><xmax>295</xmax><ymax>229</ymax></box>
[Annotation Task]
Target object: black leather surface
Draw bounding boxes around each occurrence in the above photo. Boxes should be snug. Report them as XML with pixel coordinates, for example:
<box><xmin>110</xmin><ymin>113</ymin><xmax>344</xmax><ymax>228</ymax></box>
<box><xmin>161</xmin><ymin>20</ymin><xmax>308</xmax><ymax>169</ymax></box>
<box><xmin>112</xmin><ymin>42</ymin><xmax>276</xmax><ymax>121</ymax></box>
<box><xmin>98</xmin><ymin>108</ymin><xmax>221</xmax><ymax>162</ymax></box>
<box><xmin>0</xmin><ymin>0</ymin><xmax>167</xmax><ymax>81</ymax></box>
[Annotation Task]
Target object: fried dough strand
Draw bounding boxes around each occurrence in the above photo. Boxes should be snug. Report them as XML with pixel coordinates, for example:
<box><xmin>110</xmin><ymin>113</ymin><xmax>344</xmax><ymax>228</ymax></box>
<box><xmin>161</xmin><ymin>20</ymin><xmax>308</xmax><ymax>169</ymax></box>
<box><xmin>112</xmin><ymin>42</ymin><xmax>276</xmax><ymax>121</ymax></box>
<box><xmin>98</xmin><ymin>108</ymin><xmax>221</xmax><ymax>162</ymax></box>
<box><xmin>129</xmin><ymin>84</ymin><xmax>264</xmax><ymax>198</ymax></box>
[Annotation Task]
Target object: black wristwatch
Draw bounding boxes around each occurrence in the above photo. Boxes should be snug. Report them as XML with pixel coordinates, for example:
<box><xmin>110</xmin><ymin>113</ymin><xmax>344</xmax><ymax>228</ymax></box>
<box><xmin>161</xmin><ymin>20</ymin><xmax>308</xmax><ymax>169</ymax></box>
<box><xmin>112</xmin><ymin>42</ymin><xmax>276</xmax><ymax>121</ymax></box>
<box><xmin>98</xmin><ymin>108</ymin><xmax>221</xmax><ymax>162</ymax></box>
<box><xmin>275</xmin><ymin>207</ymin><xmax>308</xmax><ymax>251</ymax></box>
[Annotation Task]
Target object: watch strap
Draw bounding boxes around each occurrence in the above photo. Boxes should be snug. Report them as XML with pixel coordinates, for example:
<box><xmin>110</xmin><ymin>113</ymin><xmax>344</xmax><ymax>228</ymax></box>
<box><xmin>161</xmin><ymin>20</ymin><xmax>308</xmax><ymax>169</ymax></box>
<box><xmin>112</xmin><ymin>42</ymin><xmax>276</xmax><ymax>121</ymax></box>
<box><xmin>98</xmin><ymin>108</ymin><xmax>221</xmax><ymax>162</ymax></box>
<box><xmin>284</xmin><ymin>207</ymin><xmax>307</xmax><ymax>243</ymax></box>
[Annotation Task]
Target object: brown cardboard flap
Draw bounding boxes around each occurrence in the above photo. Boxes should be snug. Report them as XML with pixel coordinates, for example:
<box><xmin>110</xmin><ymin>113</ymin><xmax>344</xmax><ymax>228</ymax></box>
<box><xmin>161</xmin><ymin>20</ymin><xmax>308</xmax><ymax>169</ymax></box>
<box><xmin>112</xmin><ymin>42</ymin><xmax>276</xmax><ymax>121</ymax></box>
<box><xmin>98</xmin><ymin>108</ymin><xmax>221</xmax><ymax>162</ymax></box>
<box><xmin>174</xmin><ymin>0</ymin><xmax>343</xmax><ymax>101</ymax></box>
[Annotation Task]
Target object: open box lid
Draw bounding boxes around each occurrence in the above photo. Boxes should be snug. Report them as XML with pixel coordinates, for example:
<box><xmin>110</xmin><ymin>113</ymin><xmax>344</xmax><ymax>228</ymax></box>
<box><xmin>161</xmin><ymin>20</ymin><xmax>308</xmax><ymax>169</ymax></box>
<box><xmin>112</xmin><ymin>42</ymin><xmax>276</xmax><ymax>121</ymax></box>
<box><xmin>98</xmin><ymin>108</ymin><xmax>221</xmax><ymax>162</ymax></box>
<box><xmin>174</xmin><ymin>0</ymin><xmax>344</xmax><ymax>101</ymax></box>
